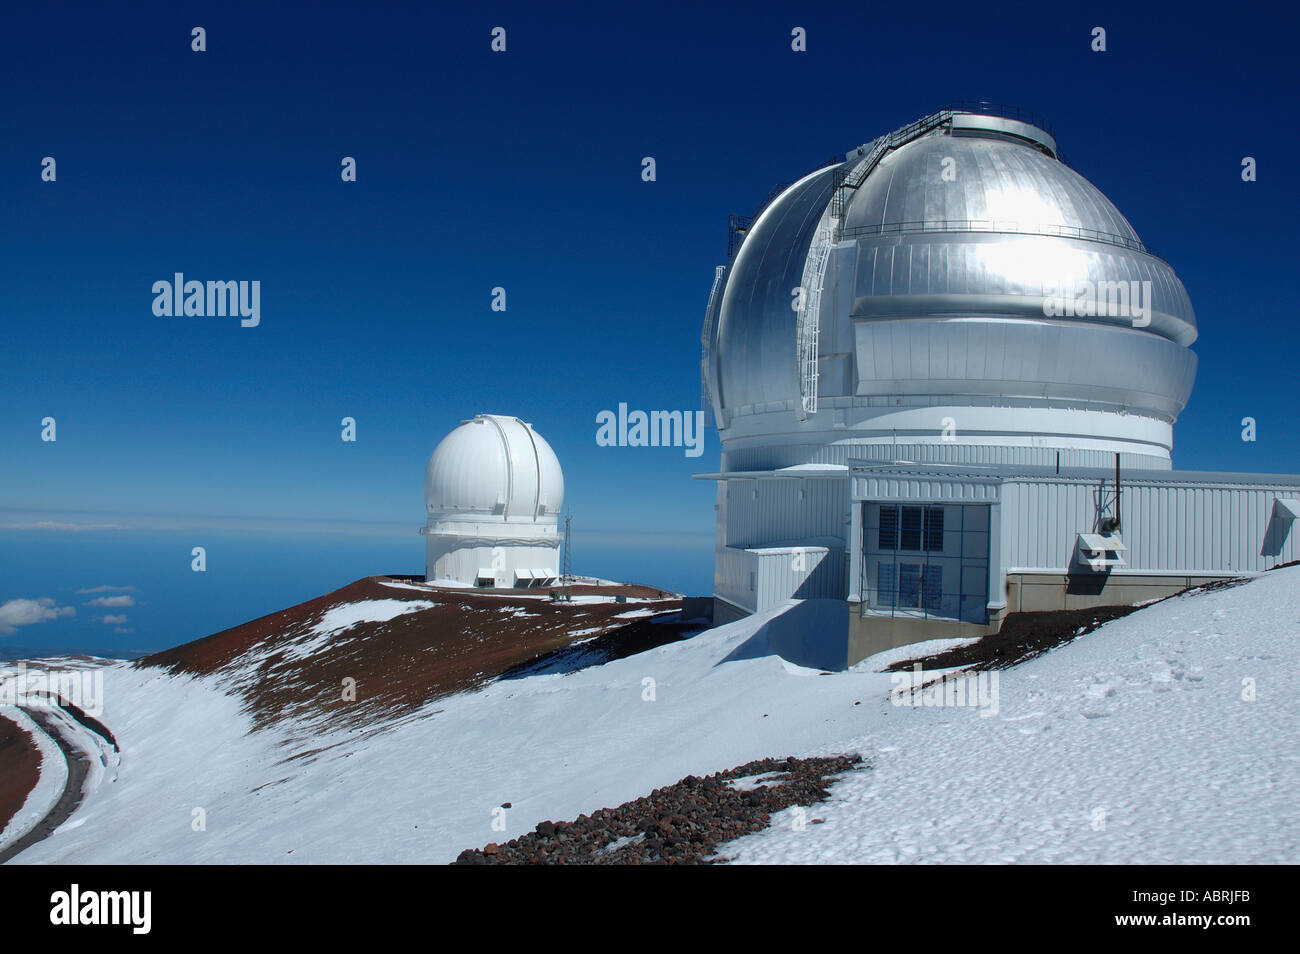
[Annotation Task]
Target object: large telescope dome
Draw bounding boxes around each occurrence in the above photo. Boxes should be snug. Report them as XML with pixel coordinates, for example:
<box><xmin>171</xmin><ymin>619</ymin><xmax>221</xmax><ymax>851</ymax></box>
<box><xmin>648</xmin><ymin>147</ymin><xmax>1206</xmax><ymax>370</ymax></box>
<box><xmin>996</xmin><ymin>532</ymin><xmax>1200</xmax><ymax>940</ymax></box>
<box><xmin>702</xmin><ymin>105</ymin><xmax>1199</xmax><ymax>471</ymax></box>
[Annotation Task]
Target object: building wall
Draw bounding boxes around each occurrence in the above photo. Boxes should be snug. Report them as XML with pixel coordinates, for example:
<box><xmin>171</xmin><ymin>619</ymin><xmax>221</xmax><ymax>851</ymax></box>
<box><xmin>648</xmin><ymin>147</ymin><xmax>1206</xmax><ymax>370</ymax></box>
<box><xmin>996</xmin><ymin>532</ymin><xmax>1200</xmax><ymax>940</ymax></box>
<box><xmin>426</xmin><ymin>538</ymin><xmax>561</xmax><ymax>588</ymax></box>
<box><xmin>848</xmin><ymin>612</ymin><xmax>1002</xmax><ymax>668</ymax></box>
<box><xmin>715</xmin><ymin>475</ymin><xmax>851</xmax><ymax>613</ymax></box>
<box><xmin>1000</xmin><ymin>477</ymin><xmax>1300</xmax><ymax>574</ymax></box>
<box><xmin>1006</xmin><ymin>571</ymin><xmax>1230</xmax><ymax>613</ymax></box>
<box><xmin>710</xmin><ymin>463</ymin><xmax>1299</xmax><ymax>667</ymax></box>
<box><xmin>843</xmin><ymin>465</ymin><xmax>1300</xmax><ymax>666</ymax></box>
<box><xmin>717</xmin><ymin>545</ymin><xmax>847</xmax><ymax>616</ymax></box>
<box><xmin>722</xmin><ymin>477</ymin><xmax>847</xmax><ymax>548</ymax></box>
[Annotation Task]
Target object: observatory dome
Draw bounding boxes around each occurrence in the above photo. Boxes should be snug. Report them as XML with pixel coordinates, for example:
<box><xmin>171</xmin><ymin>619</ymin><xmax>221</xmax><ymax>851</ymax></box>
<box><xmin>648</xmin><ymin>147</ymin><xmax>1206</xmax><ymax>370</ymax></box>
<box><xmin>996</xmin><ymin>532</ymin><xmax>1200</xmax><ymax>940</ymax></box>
<box><xmin>421</xmin><ymin>414</ymin><xmax>564</xmax><ymax>588</ymax></box>
<box><xmin>702</xmin><ymin>106</ymin><xmax>1199</xmax><ymax>471</ymax></box>
<box><xmin>424</xmin><ymin>414</ymin><xmax>564</xmax><ymax>522</ymax></box>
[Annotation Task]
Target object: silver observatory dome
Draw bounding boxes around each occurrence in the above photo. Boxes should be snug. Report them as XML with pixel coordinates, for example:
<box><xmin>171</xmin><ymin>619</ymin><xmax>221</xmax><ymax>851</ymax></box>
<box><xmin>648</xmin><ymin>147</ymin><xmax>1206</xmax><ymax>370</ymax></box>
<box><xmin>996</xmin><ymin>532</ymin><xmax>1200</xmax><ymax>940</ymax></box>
<box><xmin>701</xmin><ymin>105</ymin><xmax>1199</xmax><ymax>471</ymax></box>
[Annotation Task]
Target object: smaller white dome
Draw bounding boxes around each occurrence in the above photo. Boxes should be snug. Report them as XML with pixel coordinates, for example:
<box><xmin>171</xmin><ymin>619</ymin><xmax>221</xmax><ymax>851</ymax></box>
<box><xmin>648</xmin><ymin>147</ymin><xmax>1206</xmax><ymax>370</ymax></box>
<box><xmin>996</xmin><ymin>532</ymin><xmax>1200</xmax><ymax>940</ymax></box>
<box><xmin>424</xmin><ymin>414</ymin><xmax>564</xmax><ymax>523</ymax></box>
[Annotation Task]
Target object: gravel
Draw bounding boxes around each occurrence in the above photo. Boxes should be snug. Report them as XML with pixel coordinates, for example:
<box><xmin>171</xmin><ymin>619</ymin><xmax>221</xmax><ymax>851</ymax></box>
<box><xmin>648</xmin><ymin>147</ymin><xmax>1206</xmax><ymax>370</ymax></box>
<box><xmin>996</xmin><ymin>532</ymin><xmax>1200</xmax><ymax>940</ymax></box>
<box><xmin>453</xmin><ymin>754</ymin><xmax>862</xmax><ymax>865</ymax></box>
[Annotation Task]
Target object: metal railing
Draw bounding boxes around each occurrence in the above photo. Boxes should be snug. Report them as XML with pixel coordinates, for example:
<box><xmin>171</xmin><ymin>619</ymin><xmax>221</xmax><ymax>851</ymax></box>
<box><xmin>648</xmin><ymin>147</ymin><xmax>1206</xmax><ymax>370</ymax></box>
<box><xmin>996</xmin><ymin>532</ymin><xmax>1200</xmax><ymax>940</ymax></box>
<box><xmin>943</xmin><ymin>100</ymin><xmax>1056</xmax><ymax>136</ymax></box>
<box><xmin>727</xmin><ymin>104</ymin><xmax>1063</xmax><ymax>260</ymax></box>
<box><xmin>832</xmin><ymin>109</ymin><xmax>955</xmax><ymax>223</ymax></box>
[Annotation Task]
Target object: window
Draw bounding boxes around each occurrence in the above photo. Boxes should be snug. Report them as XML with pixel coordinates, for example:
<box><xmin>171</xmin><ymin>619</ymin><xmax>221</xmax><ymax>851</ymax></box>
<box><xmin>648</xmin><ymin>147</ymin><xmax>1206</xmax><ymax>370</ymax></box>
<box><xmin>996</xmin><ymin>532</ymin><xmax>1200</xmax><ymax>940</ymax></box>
<box><xmin>924</xmin><ymin>507</ymin><xmax>944</xmax><ymax>552</ymax></box>
<box><xmin>879</xmin><ymin>507</ymin><xmax>898</xmax><ymax>550</ymax></box>
<box><xmin>900</xmin><ymin>507</ymin><xmax>923</xmax><ymax>550</ymax></box>
<box><xmin>923</xmin><ymin>565</ymin><xmax>943</xmax><ymax>612</ymax></box>
<box><xmin>882</xmin><ymin>563</ymin><xmax>943</xmax><ymax>612</ymax></box>
<box><xmin>878</xmin><ymin>505</ymin><xmax>944</xmax><ymax>552</ymax></box>
<box><xmin>864</xmin><ymin>503</ymin><xmax>988</xmax><ymax>625</ymax></box>
<box><xmin>898</xmin><ymin>563</ymin><xmax>921</xmax><ymax>608</ymax></box>
<box><xmin>877</xmin><ymin>563</ymin><xmax>895</xmax><ymax>606</ymax></box>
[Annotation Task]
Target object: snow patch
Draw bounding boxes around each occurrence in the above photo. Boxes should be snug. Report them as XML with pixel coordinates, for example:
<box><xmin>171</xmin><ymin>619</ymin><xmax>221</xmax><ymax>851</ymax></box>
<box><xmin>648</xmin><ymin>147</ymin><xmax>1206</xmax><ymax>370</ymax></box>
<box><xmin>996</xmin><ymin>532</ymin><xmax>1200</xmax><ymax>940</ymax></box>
<box><xmin>0</xmin><ymin>706</ymin><xmax>68</xmax><ymax>853</ymax></box>
<box><xmin>279</xmin><ymin>599</ymin><xmax>436</xmax><ymax>662</ymax></box>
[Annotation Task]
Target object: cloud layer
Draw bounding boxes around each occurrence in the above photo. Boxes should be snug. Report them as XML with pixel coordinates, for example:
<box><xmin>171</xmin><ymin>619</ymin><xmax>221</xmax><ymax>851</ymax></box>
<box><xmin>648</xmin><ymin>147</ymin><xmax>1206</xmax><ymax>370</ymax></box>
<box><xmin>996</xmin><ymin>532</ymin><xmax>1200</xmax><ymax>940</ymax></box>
<box><xmin>0</xmin><ymin>597</ymin><xmax>76</xmax><ymax>635</ymax></box>
<box><xmin>85</xmin><ymin>595</ymin><xmax>135</xmax><ymax>608</ymax></box>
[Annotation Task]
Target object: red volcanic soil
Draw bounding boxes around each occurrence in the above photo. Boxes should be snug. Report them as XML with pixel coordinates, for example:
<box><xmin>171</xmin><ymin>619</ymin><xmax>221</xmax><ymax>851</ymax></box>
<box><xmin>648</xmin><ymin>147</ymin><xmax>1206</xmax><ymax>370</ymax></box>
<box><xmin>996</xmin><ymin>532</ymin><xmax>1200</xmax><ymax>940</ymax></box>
<box><xmin>140</xmin><ymin>577</ymin><xmax>702</xmax><ymax>730</ymax></box>
<box><xmin>0</xmin><ymin>712</ymin><xmax>41</xmax><ymax>837</ymax></box>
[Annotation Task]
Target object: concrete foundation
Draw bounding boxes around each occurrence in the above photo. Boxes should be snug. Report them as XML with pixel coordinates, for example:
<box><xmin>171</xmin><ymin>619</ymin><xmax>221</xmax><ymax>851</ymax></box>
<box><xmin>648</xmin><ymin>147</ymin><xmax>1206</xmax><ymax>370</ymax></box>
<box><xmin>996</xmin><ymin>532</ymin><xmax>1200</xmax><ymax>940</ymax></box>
<box><xmin>1006</xmin><ymin>571</ymin><xmax>1231</xmax><ymax>613</ymax></box>
<box><xmin>847</xmin><ymin>606</ymin><xmax>1005</xmax><ymax>668</ymax></box>
<box><xmin>845</xmin><ymin>570</ymin><xmax>1240</xmax><ymax>667</ymax></box>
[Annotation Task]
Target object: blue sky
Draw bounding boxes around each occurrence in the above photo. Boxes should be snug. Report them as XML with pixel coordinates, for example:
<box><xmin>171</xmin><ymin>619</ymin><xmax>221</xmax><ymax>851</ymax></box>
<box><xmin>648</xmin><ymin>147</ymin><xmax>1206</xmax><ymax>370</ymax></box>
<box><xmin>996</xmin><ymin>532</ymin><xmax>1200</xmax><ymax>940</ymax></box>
<box><xmin>2</xmin><ymin>1</ymin><xmax>1297</xmax><ymax>655</ymax></box>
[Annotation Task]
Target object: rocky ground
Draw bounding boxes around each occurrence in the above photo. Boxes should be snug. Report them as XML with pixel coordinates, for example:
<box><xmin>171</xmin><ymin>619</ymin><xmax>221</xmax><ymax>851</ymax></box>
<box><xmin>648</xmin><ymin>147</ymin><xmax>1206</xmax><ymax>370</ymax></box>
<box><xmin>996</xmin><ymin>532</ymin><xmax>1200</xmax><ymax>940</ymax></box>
<box><xmin>0</xmin><ymin>713</ymin><xmax>41</xmax><ymax>837</ymax></box>
<box><xmin>453</xmin><ymin>754</ymin><xmax>863</xmax><ymax>865</ymax></box>
<box><xmin>886</xmin><ymin>604</ymin><xmax>1140</xmax><ymax>673</ymax></box>
<box><xmin>140</xmin><ymin>576</ymin><xmax>698</xmax><ymax>729</ymax></box>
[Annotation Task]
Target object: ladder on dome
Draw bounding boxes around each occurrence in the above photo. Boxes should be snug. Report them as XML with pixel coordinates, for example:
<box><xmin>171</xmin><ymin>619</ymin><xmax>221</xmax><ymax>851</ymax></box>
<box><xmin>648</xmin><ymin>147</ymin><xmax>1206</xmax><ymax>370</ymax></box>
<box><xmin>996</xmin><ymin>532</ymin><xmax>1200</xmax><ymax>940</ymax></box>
<box><xmin>830</xmin><ymin>108</ymin><xmax>955</xmax><ymax>232</ymax></box>
<box><xmin>798</xmin><ymin>109</ymin><xmax>957</xmax><ymax>419</ymax></box>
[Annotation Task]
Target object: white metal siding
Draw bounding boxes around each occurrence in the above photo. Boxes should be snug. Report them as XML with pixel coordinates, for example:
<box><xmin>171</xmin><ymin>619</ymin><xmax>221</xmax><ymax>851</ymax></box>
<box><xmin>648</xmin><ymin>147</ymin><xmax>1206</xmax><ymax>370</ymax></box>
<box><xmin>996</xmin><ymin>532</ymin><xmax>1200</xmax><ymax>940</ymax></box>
<box><xmin>724</xmin><ymin>477</ymin><xmax>847</xmax><ymax>548</ymax></box>
<box><xmin>1001</xmin><ymin>478</ymin><xmax>1300</xmax><ymax>573</ymax></box>
<box><xmin>717</xmin><ymin>545</ymin><xmax>849</xmax><ymax>615</ymax></box>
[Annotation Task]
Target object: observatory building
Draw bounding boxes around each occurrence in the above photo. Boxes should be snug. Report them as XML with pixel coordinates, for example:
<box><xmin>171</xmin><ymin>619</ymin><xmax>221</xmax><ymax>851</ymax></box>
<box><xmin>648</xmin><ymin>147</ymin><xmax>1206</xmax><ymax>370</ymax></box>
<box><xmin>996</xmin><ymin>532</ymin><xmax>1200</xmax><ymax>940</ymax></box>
<box><xmin>698</xmin><ymin>104</ymin><xmax>1300</xmax><ymax>665</ymax></box>
<box><xmin>421</xmin><ymin>413</ymin><xmax>563</xmax><ymax>588</ymax></box>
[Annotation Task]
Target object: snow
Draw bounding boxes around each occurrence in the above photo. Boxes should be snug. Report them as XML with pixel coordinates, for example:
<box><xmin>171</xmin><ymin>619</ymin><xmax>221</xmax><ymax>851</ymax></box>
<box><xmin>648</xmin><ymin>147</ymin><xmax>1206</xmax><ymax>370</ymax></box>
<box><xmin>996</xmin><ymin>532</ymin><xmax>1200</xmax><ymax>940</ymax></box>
<box><xmin>852</xmin><ymin>637</ymin><xmax>983</xmax><ymax>672</ymax></box>
<box><xmin>0</xmin><ymin>706</ymin><xmax>67</xmax><ymax>853</ymax></box>
<box><xmin>278</xmin><ymin>599</ymin><xmax>436</xmax><ymax>662</ymax></box>
<box><xmin>11</xmin><ymin>599</ymin><xmax>880</xmax><ymax>864</ymax></box>
<box><xmin>724</xmin><ymin>570</ymin><xmax>1300</xmax><ymax>863</ymax></box>
<box><xmin>9</xmin><ymin>567</ymin><xmax>1299</xmax><ymax>864</ymax></box>
<box><xmin>727</xmin><ymin>772</ymin><xmax>789</xmax><ymax>792</ymax></box>
<box><xmin>378</xmin><ymin>580</ymin><xmax>440</xmax><ymax>593</ymax></box>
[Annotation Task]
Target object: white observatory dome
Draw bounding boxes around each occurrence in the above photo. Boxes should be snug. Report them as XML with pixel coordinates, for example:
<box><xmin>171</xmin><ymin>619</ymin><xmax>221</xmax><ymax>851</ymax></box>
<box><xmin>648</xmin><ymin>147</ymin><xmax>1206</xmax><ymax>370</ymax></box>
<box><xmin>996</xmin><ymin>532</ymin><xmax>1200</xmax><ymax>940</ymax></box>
<box><xmin>702</xmin><ymin>106</ymin><xmax>1199</xmax><ymax>471</ymax></box>
<box><xmin>424</xmin><ymin>414</ymin><xmax>564</xmax><ymax>521</ymax></box>
<box><xmin>421</xmin><ymin>414</ymin><xmax>564</xmax><ymax>588</ymax></box>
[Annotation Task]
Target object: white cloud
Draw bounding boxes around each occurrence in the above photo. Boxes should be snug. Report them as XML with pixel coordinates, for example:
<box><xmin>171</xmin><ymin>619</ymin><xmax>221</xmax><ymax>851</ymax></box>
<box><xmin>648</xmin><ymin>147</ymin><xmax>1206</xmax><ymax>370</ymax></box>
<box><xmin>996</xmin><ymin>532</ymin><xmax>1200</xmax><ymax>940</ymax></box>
<box><xmin>0</xmin><ymin>597</ymin><xmax>76</xmax><ymax>635</ymax></box>
<box><xmin>114</xmin><ymin>627</ymin><xmax>134</xmax><ymax>634</ymax></box>
<box><xmin>77</xmin><ymin>584</ymin><xmax>138</xmax><ymax>595</ymax></box>
<box><xmin>0</xmin><ymin>521</ymin><xmax>125</xmax><ymax>531</ymax></box>
<box><xmin>98</xmin><ymin>614</ymin><xmax>128</xmax><ymax>625</ymax></box>
<box><xmin>86</xmin><ymin>595</ymin><xmax>135</xmax><ymax>608</ymax></box>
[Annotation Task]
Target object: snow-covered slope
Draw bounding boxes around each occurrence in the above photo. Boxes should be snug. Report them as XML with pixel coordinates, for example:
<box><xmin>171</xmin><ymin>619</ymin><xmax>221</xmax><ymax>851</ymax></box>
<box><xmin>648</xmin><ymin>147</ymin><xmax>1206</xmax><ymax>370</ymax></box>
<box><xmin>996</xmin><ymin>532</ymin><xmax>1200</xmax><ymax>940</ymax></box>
<box><xmin>0</xmin><ymin>708</ymin><xmax>67</xmax><ymax>853</ymax></box>
<box><xmin>725</xmin><ymin>570</ymin><xmax>1300</xmax><ymax>863</ymax></box>
<box><xmin>8</xmin><ymin>567</ymin><xmax>1299</xmax><ymax>864</ymax></box>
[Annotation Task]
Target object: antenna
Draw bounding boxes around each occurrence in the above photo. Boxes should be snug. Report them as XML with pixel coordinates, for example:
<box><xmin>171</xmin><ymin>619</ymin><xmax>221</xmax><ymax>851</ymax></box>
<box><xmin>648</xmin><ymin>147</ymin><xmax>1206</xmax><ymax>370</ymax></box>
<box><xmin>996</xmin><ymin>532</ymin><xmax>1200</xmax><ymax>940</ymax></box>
<box><xmin>559</xmin><ymin>512</ymin><xmax>573</xmax><ymax>602</ymax></box>
<box><xmin>1114</xmin><ymin>453</ymin><xmax>1122</xmax><ymax>531</ymax></box>
<box><xmin>1098</xmin><ymin>453</ymin><xmax>1123</xmax><ymax>533</ymax></box>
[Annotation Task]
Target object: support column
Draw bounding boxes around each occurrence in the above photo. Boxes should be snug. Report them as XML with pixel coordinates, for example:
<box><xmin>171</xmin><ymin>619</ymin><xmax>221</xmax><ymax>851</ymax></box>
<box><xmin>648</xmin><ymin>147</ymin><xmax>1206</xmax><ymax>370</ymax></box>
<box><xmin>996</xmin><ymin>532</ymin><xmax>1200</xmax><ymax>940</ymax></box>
<box><xmin>987</xmin><ymin>500</ymin><xmax>1007</xmax><ymax>620</ymax></box>
<box><xmin>848</xmin><ymin>499</ymin><xmax>863</xmax><ymax>603</ymax></box>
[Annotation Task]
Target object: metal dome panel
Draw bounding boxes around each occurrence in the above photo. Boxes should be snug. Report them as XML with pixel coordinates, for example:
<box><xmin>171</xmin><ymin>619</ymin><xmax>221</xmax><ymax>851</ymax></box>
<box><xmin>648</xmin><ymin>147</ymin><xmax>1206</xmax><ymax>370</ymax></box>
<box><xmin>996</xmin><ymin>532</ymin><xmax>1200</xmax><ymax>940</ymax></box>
<box><xmin>704</xmin><ymin>107</ymin><xmax>1201</xmax><ymax>458</ymax></box>
<box><xmin>842</xmin><ymin>130</ymin><xmax>1140</xmax><ymax>243</ymax></box>
<box><xmin>714</xmin><ymin>166</ymin><xmax>838</xmax><ymax>411</ymax></box>
<box><xmin>424</xmin><ymin>414</ymin><xmax>564</xmax><ymax>523</ymax></box>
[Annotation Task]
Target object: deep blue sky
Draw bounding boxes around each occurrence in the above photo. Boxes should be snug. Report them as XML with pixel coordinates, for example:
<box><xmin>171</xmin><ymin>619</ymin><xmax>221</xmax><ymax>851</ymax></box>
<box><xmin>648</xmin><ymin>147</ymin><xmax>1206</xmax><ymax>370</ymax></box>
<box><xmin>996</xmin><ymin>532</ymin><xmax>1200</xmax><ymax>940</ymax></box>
<box><xmin>2</xmin><ymin>1</ymin><xmax>1297</xmax><ymax>655</ymax></box>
